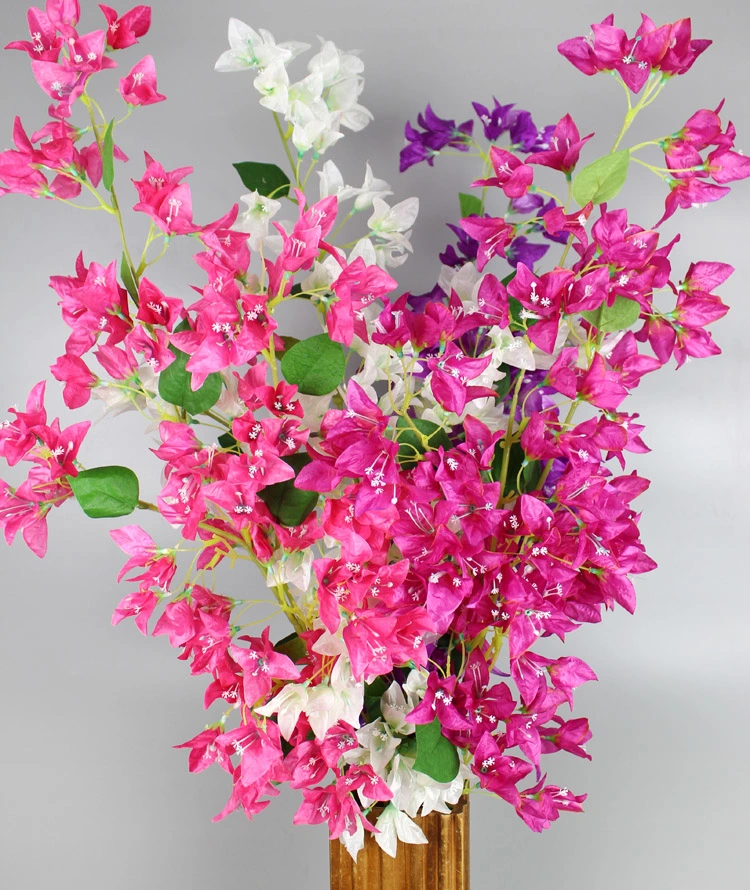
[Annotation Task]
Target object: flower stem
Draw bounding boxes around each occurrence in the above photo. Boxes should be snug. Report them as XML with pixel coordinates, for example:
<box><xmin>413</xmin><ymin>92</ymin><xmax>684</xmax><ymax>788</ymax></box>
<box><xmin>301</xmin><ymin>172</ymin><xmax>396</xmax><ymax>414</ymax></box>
<box><xmin>498</xmin><ymin>369</ymin><xmax>526</xmax><ymax>501</ymax></box>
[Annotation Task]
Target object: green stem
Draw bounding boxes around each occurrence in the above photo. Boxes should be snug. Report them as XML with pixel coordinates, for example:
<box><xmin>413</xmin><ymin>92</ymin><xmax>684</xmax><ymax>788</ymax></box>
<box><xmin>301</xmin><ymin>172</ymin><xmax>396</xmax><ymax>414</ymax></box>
<box><xmin>273</xmin><ymin>112</ymin><xmax>299</xmax><ymax>186</ymax></box>
<box><xmin>81</xmin><ymin>93</ymin><xmax>139</xmax><ymax>291</ymax></box>
<box><xmin>535</xmin><ymin>401</ymin><xmax>579</xmax><ymax>491</ymax></box>
<box><xmin>611</xmin><ymin>73</ymin><xmax>667</xmax><ymax>152</ymax></box>
<box><xmin>137</xmin><ymin>500</ymin><xmax>160</xmax><ymax>512</ymax></box>
<box><xmin>498</xmin><ymin>369</ymin><xmax>526</xmax><ymax>501</ymax></box>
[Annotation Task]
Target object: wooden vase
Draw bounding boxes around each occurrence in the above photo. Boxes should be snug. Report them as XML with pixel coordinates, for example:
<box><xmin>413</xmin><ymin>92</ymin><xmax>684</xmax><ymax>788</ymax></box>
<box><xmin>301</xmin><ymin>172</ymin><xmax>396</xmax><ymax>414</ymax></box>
<box><xmin>329</xmin><ymin>796</ymin><xmax>470</xmax><ymax>890</ymax></box>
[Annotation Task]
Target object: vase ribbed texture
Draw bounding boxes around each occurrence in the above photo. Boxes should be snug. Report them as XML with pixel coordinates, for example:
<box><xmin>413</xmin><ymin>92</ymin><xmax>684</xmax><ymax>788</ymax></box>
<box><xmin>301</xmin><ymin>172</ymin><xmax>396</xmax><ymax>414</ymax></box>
<box><xmin>329</xmin><ymin>796</ymin><xmax>470</xmax><ymax>890</ymax></box>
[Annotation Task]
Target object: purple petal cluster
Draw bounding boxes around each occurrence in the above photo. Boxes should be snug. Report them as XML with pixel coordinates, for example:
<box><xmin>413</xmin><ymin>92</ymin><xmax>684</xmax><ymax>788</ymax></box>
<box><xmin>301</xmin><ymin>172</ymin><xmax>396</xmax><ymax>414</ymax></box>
<box><xmin>473</xmin><ymin>98</ymin><xmax>555</xmax><ymax>153</ymax></box>
<box><xmin>400</xmin><ymin>104</ymin><xmax>474</xmax><ymax>172</ymax></box>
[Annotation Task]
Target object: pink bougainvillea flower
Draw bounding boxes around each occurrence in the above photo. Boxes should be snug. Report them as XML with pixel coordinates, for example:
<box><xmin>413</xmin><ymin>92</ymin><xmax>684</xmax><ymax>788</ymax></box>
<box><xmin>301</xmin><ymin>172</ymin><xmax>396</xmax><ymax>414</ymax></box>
<box><xmin>459</xmin><ymin>216</ymin><xmax>515</xmax><ymax>271</ymax></box>
<box><xmin>49</xmin><ymin>255</ymin><xmax>132</xmax><ymax>357</ymax></box>
<box><xmin>507</xmin><ymin>263</ymin><xmax>574</xmax><ymax>353</ymax></box>
<box><xmin>46</xmin><ymin>0</ymin><xmax>82</xmax><ymax>32</ymax></box>
<box><xmin>99</xmin><ymin>4</ymin><xmax>152</xmax><ymax>50</ymax></box>
<box><xmin>525</xmin><ymin>114</ymin><xmax>593</xmax><ymax>174</ymax></box>
<box><xmin>558</xmin><ymin>14</ymin><xmax>709</xmax><ymax>92</ymax></box>
<box><xmin>110</xmin><ymin>524</ymin><xmax>176</xmax><ymax>588</ymax></box>
<box><xmin>49</xmin><ymin>353</ymin><xmax>98</xmax><ymax>408</ymax></box>
<box><xmin>4</xmin><ymin>7</ymin><xmax>62</xmax><ymax>61</ymax></box>
<box><xmin>119</xmin><ymin>55</ymin><xmax>166</xmax><ymax>106</ymax></box>
<box><xmin>31</xmin><ymin>31</ymin><xmax>117</xmax><ymax>118</ymax></box>
<box><xmin>0</xmin><ymin>381</ymin><xmax>48</xmax><ymax>466</ymax></box>
<box><xmin>228</xmin><ymin>627</ymin><xmax>301</xmax><ymax>706</ymax></box>
<box><xmin>132</xmin><ymin>153</ymin><xmax>200</xmax><ymax>235</ymax></box>
<box><xmin>657</xmin><ymin>175</ymin><xmax>730</xmax><ymax>226</ymax></box>
<box><xmin>328</xmin><ymin>257</ymin><xmax>398</xmax><ymax>346</ymax></box>
<box><xmin>135</xmin><ymin>277</ymin><xmax>184</xmax><ymax>330</ymax></box>
<box><xmin>472</xmin><ymin>146</ymin><xmax>534</xmax><ymax>199</ymax></box>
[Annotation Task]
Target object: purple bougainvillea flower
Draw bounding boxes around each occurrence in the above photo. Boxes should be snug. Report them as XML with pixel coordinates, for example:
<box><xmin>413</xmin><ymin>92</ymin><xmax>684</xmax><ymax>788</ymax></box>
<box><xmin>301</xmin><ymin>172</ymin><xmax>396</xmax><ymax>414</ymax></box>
<box><xmin>400</xmin><ymin>104</ymin><xmax>474</xmax><ymax>171</ymax></box>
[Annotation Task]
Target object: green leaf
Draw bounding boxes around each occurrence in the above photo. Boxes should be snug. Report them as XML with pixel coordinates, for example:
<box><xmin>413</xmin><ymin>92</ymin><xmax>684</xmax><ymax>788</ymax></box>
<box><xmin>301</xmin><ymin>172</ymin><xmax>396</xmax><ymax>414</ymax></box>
<box><xmin>280</xmin><ymin>335</ymin><xmax>300</xmax><ymax>353</ymax></box>
<box><xmin>102</xmin><ymin>119</ymin><xmax>116</xmax><ymax>192</ymax></box>
<box><xmin>281</xmin><ymin>333</ymin><xmax>346</xmax><ymax>396</ymax></box>
<box><xmin>233</xmin><ymin>161</ymin><xmax>291</xmax><ymax>198</ymax></box>
<box><xmin>396</xmin><ymin>416</ymin><xmax>452</xmax><ymax>467</ymax></box>
<box><xmin>257</xmin><ymin>453</ymin><xmax>319</xmax><ymax>527</ymax></box>
<box><xmin>363</xmin><ymin>677</ymin><xmax>389</xmax><ymax>722</ymax></box>
<box><xmin>495</xmin><ymin>371</ymin><xmax>513</xmax><ymax>402</ymax></box>
<box><xmin>413</xmin><ymin>717</ymin><xmax>460</xmax><ymax>783</ymax></box>
<box><xmin>158</xmin><ymin>347</ymin><xmax>223</xmax><ymax>416</ymax></box>
<box><xmin>522</xmin><ymin>458</ymin><xmax>542</xmax><ymax>492</ymax></box>
<box><xmin>571</xmin><ymin>149</ymin><xmax>630</xmax><ymax>206</ymax></box>
<box><xmin>274</xmin><ymin>632</ymin><xmax>307</xmax><ymax>663</ymax></box>
<box><xmin>120</xmin><ymin>252</ymin><xmax>139</xmax><ymax>303</ymax></box>
<box><xmin>580</xmin><ymin>294</ymin><xmax>641</xmax><ymax>333</ymax></box>
<box><xmin>459</xmin><ymin>192</ymin><xmax>483</xmax><ymax>218</ymax></box>
<box><xmin>217</xmin><ymin>432</ymin><xmax>240</xmax><ymax>452</ymax></box>
<box><xmin>508</xmin><ymin>295</ymin><xmax>525</xmax><ymax>328</ymax></box>
<box><xmin>69</xmin><ymin>466</ymin><xmax>139</xmax><ymax>519</ymax></box>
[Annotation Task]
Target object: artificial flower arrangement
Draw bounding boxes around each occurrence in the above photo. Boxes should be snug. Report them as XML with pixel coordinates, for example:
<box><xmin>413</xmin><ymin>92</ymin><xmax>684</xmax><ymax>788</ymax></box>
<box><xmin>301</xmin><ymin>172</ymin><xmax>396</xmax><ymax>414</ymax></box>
<box><xmin>0</xmin><ymin>0</ymin><xmax>746</xmax><ymax>862</ymax></box>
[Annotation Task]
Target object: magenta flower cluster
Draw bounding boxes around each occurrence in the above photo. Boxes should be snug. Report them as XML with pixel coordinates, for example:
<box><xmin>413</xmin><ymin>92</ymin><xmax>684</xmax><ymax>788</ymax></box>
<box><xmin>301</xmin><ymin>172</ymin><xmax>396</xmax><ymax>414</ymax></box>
<box><xmin>0</xmin><ymin>2</ymin><xmax>746</xmax><ymax>857</ymax></box>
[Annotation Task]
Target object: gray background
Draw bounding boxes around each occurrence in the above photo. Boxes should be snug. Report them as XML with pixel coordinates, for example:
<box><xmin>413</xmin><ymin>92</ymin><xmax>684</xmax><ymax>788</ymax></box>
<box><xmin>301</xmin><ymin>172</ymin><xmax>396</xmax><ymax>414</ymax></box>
<box><xmin>0</xmin><ymin>0</ymin><xmax>748</xmax><ymax>887</ymax></box>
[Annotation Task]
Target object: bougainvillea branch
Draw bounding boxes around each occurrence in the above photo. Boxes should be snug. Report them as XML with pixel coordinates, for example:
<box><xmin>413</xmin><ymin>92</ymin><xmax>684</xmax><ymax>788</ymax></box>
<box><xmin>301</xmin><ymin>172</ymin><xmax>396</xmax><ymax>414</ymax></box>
<box><xmin>0</xmin><ymin>3</ymin><xmax>746</xmax><ymax>861</ymax></box>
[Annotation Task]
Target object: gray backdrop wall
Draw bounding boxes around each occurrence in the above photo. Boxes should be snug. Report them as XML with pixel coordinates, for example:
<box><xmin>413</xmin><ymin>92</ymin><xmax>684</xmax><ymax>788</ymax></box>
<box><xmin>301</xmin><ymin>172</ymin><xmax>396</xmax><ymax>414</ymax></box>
<box><xmin>0</xmin><ymin>0</ymin><xmax>748</xmax><ymax>888</ymax></box>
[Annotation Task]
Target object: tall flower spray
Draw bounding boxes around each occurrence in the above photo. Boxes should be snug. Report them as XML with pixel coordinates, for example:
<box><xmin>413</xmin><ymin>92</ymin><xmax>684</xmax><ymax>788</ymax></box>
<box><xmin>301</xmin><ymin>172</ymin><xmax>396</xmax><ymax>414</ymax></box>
<box><xmin>0</xmin><ymin>2</ymin><xmax>746</xmax><ymax>860</ymax></box>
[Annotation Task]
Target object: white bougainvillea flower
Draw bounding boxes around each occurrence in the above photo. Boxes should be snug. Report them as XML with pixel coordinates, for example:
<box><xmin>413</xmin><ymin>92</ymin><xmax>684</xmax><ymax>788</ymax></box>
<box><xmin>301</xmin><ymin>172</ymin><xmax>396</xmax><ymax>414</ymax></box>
<box><xmin>341</xmin><ymin>820</ymin><xmax>365</xmax><ymax>861</ymax></box>
<box><xmin>308</xmin><ymin>39</ymin><xmax>364</xmax><ymax>87</ymax></box>
<box><xmin>287</xmin><ymin>78</ymin><xmax>339</xmax><ymax>154</ymax></box>
<box><xmin>438</xmin><ymin>262</ymin><xmax>482</xmax><ymax>312</ymax></box>
<box><xmin>367</xmin><ymin>197</ymin><xmax>419</xmax><ymax>267</ymax></box>
<box><xmin>326</xmin><ymin>76</ymin><xmax>372</xmax><ymax>132</ymax></box>
<box><xmin>380</xmin><ymin>680</ymin><xmax>414</xmax><ymax>734</ymax></box>
<box><xmin>374</xmin><ymin>804</ymin><xmax>428</xmax><ymax>858</ymax></box>
<box><xmin>317</xmin><ymin>160</ymin><xmax>357</xmax><ymax>202</ymax></box>
<box><xmin>255</xmin><ymin>682</ymin><xmax>309</xmax><ymax>740</ymax></box>
<box><xmin>350</xmin><ymin>719</ymin><xmax>401</xmax><ymax>775</ymax></box>
<box><xmin>386</xmin><ymin>755</ymin><xmax>469</xmax><ymax>819</ymax></box>
<box><xmin>264</xmin><ymin>548</ymin><xmax>313</xmax><ymax>596</ymax></box>
<box><xmin>215</xmin><ymin>19</ymin><xmax>309</xmax><ymax>72</ymax></box>
<box><xmin>236</xmin><ymin>190</ymin><xmax>282</xmax><ymax>251</ymax></box>
<box><xmin>374</xmin><ymin>232</ymin><xmax>413</xmax><ymax>268</ymax></box>
<box><xmin>253</xmin><ymin>60</ymin><xmax>290</xmax><ymax>114</ymax></box>
<box><xmin>488</xmin><ymin>324</ymin><xmax>536</xmax><ymax>371</ymax></box>
<box><xmin>368</xmin><ymin>196</ymin><xmax>419</xmax><ymax>237</ymax></box>
<box><xmin>352</xmin><ymin>163</ymin><xmax>392</xmax><ymax>211</ymax></box>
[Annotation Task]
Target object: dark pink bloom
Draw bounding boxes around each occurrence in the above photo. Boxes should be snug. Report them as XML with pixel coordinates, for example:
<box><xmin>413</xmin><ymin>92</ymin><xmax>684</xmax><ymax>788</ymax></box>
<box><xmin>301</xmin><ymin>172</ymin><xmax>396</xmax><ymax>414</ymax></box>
<box><xmin>427</xmin><ymin>343</ymin><xmax>495</xmax><ymax>415</ymax></box>
<box><xmin>31</xmin><ymin>31</ymin><xmax>117</xmax><ymax>118</ymax></box>
<box><xmin>328</xmin><ymin>258</ymin><xmax>397</xmax><ymax>346</ymax></box>
<box><xmin>174</xmin><ymin>726</ymin><xmax>232</xmax><ymax>774</ymax></box>
<box><xmin>473</xmin><ymin>146</ymin><xmax>534</xmax><ymax>199</ymax></box>
<box><xmin>657</xmin><ymin>175</ymin><xmax>730</xmax><ymax>226</ymax></box>
<box><xmin>0</xmin><ymin>381</ymin><xmax>47</xmax><ymax>466</ymax></box>
<box><xmin>559</xmin><ymin>14</ymin><xmax>709</xmax><ymax>92</ymax></box>
<box><xmin>4</xmin><ymin>7</ymin><xmax>62</xmax><ymax>61</ymax></box>
<box><xmin>49</xmin><ymin>353</ymin><xmax>97</xmax><ymax>408</ymax></box>
<box><xmin>110</xmin><ymin>524</ymin><xmax>176</xmax><ymax>589</ymax></box>
<box><xmin>524</xmin><ymin>114</ymin><xmax>593</xmax><ymax>174</ymax></box>
<box><xmin>471</xmin><ymin>732</ymin><xmax>533</xmax><ymax>806</ymax></box>
<box><xmin>516</xmin><ymin>780</ymin><xmax>586</xmax><ymax>831</ymax></box>
<box><xmin>99</xmin><ymin>4</ymin><xmax>151</xmax><ymax>49</ymax></box>
<box><xmin>132</xmin><ymin>153</ymin><xmax>200</xmax><ymax>236</ymax></box>
<box><xmin>459</xmin><ymin>216</ymin><xmax>515</xmax><ymax>271</ymax></box>
<box><xmin>111</xmin><ymin>587</ymin><xmax>159</xmax><ymax>635</ymax></box>
<box><xmin>228</xmin><ymin>627</ymin><xmax>301</xmax><ymax>706</ymax></box>
<box><xmin>119</xmin><ymin>55</ymin><xmax>166</xmax><ymax>106</ymax></box>
<box><xmin>135</xmin><ymin>278</ymin><xmax>184</xmax><ymax>330</ymax></box>
<box><xmin>0</xmin><ymin>476</ymin><xmax>52</xmax><ymax>557</ymax></box>
<box><xmin>46</xmin><ymin>0</ymin><xmax>81</xmax><ymax>32</ymax></box>
<box><xmin>507</xmin><ymin>263</ymin><xmax>574</xmax><ymax>353</ymax></box>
